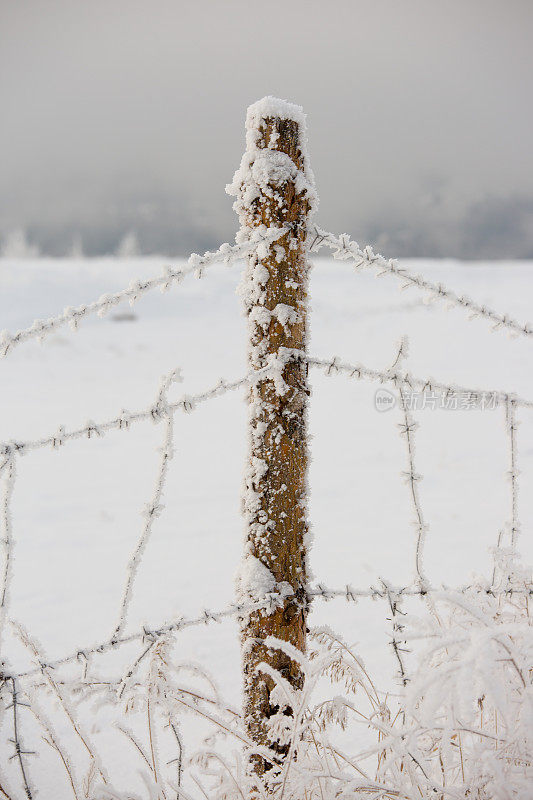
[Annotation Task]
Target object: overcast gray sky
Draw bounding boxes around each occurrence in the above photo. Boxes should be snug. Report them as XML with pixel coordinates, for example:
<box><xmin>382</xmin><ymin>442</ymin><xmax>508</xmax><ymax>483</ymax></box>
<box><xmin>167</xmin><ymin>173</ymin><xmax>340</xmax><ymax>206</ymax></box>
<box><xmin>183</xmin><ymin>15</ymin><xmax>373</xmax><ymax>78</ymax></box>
<box><xmin>1</xmin><ymin>0</ymin><xmax>532</xmax><ymax>257</ymax></box>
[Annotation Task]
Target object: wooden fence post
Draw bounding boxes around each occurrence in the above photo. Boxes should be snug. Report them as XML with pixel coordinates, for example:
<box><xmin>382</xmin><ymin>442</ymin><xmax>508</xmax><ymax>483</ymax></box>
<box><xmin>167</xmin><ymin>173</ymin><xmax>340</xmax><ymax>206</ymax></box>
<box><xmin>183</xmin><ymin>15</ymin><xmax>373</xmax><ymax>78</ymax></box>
<box><xmin>228</xmin><ymin>97</ymin><xmax>316</xmax><ymax>780</ymax></box>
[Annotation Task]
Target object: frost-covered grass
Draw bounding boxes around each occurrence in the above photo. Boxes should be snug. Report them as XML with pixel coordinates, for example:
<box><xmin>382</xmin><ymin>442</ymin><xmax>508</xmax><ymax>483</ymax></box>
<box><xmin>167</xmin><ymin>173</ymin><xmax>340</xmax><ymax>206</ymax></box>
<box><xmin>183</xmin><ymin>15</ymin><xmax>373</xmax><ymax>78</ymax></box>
<box><xmin>0</xmin><ymin>254</ymin><xmax>532</xmax><ymax>797</ymax></box>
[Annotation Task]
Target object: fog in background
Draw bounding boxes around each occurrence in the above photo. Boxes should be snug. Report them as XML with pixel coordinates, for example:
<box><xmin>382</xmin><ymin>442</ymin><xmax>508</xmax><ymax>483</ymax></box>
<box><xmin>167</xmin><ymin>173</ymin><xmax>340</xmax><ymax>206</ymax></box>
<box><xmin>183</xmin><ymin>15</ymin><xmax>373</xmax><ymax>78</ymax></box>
<box><xmin>1</xmin><ymin>0</ymin><xmax>532</xmax><ymax>258</ymax></box>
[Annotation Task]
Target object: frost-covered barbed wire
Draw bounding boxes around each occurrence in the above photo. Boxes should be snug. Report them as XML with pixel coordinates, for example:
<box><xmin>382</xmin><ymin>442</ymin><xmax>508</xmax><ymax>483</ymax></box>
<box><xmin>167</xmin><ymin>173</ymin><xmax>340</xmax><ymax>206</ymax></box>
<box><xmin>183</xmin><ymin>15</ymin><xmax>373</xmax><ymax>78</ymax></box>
<box><xmin>3</xmin><ymin>581</ymin><xmax>532</xmax><ymax>796</ymax></box>
<box><xmin>381</xmin><ymin>342</ymin><xmax>411</xmax><ymax>686</ymax></box>
<box><xmin>387</xmin><ymin>337</ymin><xmax>430</xmax><ymax>588</ymax></box>
<box><xmin>0</xmin><ymin>227</ymin><xmax>285</xmax><ymax>360</ymax></box>
<box><xmin>7</xmin><ymin>596</ymin><xmax>291</xmax><ymax>682</ymax></box>
<box><xmin>6</xmin><ymin>579</ymin><xmax>531</xmax><ymax>683</ymax></box>
<box><xmin>2</xmin><ymin>98</ymin><xmax>531</xmax><ymax>799</ymax></box>
<box><xmin>309</xmin><ymin>580</ymin><xmax>533</xmax><ymax>601</ymax></box>
<box><xmin>397</xmin><ymin>385</ymin><xmax>429</xmax><ymax>587</ymax></box>
<box><xmin>310</xmin><ymin>226</ymin><xmax>533</xmax><ymax>340</ymax></box>
<box><xmin>187</xmin><ymin>582</ymin><xmax>533</xmax><ymax>800</ymax></box>
<box><xmin>0</xmin><ymin>353</ymin><xmax>306</xmax><ymax>461</ymax></box>
<box><xmin>0</xmin><ymin>374</ymin><xmax>247</xmax><ymax>462</ymax></box>
<box><xmin>384</xmin><ymin>586</ymin><xmax>408</xmax><ymax>689</ymax></box>
<box><xmin>306</xmin><ymin>352</ymin><xmax>533</xmax><ymax>409</ymax></box>
<box><xmin>0</xmin><ymin>454</ymin><xmax>15</xmax><ymax>663</ymax></box>
<box><xmin>111</xmin><ymin>370</ymin><xmax>181</xmax><ymax>641</ymax></box>
<box><xmin>505</xmin><ymin>397</ymin><xmax>520</xmax><ymax>548</ymax></box>
<box><xmin>0</xmin><ymin>350</ymin><xmax>530</xmax><ymax>669</ymax></box>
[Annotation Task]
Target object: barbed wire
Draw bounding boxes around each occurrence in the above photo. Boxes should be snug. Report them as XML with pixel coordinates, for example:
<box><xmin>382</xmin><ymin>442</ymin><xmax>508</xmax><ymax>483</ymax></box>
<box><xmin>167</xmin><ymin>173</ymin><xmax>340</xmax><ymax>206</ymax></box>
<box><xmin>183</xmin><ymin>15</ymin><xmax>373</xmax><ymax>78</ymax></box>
<box><xmin>309</xmin><ymin>582</ymin><xmax>532</xmax><ymax>601</ymax></box>
<box><xmin>0</xmin><ymin>370</ymin><xmax>251</xmax><ymax>677</ymax></box>
<box><xmin>306</xmin><ymin>353</ymin><xmax>533</xmax><ymax>410</ymax></box>
<box><xmin>0</xmin><ymin>455</ymin><xmax>15</xmax><ymax>664</ymax></box>
<box><xmin>0</xmin><ymin>373</ymin><xmax>247</xmax><ymax>461</ymax></box>
<box><xmin>0</xmin><ymin>252</ymin><xmax>530</xmax><ymax>775</ymax></box>
<box><xmin>505</xmin><ymin>398</ymin><xmax>520</xmax><ymax>548</ymax></box>
<box><xmin>0</xmin><ymin>349</ymin><xmax>530</xmax><ymax>686</ymax></box>
<box><xmin>385</xmin><ymin>337</ymin><xmax>430</xmax><ymax>588</ymax></box>
<box><xmin>111</xmin><ymin>371</ymin><xmax>179</xmax><ymax>641</ymax></box>
<box><xmin>309</xmin><ymin>227</ymin><xmax>533</xmax><ymax>340</ymax></box>
<box><xmin>1</xmin><ymin>185</ymin><xmax>531</xmax><ymax>796</ymax></box>
<box><xmin>4</xmin><ymin>579</ymin><xmax>530</xmax><ymax>684</ymax></box>
<box><xmin>307</xmin><ymin>350</ymin><xmax>533</xmax><ymax>593</ymax></box>
<box><xmin>382</xmin><ymin>583</ymin><xmax>408</xmax><ymax>688</ymax></box>
<box><xmin>3</xmin><ymin>224</ymin><xmax>528</xmax><ymax>368</ymax></box>
<box><xmin>0</xmin><ymin>351</ymin><xmax>316</xmax><ymax>462</ymax></box>
<box><xmin>2</xmin><ymin>350</ymin><xmax>530</xmax><ymax>464</ymax></box>
<box><xmin>0</xmin><ymin>227</ymin><xmax>285</xmax><ymax>360</ymax></box>
<box><xmin>108</xmin><ymin>368</ymin><xmax>202</xmax><ymax>657</ymax></box>
<box><xmin>397</xmin><ymin>384</ymin><xmax>429</xmax><ymax>588</ymax></box>
<box><xmin>6</xmin><ymin>596</ymin><xmax>283</xmax><ymax>682</ymax></box>
<box><xmin>0</xmin><ymin>352</ymin><xmax>299</xmax><ymax>687</ymax></box>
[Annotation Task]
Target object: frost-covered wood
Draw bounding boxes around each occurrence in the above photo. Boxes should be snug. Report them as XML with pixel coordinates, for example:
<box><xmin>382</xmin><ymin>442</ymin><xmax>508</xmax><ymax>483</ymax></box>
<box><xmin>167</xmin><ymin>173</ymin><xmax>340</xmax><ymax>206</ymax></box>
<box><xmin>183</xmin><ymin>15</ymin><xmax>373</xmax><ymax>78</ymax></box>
<box><xmin>228</xmin><ymin>97</ymin><xmax>316</xmax><ymax>777</ymax></box>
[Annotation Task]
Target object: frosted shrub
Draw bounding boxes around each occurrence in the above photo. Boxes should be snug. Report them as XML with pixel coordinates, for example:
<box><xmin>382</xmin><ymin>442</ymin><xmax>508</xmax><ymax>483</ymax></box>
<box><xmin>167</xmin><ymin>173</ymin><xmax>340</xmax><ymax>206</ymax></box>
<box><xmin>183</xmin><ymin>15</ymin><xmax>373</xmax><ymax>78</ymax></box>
<box><xmin>389</xmin><ymin>550</ymin><xmax>533</xmax><ymax>799</ymax></box>
<box><xmin>4</xmin><ymin>564</ymin><xmax>531</xmax><ymax>798</ymax></box>
<box><xmin>191</xmin><ymin>554</ymin><xmax>532</xmax><ymax>800</ymax></box>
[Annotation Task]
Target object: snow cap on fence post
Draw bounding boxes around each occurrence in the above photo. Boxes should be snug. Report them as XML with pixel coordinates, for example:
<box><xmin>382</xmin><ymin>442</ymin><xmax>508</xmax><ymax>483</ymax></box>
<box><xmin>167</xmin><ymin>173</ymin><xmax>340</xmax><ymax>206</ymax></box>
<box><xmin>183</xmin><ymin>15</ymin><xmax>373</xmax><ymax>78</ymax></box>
<box><xmin>228</xmin><ymin>97</ymin><xmax>316</xmax><ymax>782</ymax></box>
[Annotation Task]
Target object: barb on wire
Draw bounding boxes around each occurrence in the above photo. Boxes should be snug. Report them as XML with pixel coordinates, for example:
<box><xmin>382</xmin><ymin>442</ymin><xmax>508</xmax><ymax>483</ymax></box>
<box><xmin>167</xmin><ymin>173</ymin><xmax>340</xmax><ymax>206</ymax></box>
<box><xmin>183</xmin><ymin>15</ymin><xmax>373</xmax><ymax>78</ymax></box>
<box><xmin>112</xmin><ymin>371</ymin><xmax>180</xmax><ymax>640</ymax></box>
<box><xmin>382</xmin><ymin>582</ymin><xmax>409</xmax><ymax>688</ymax></box>
<box><xmin>0</xmin><ymin>227</ymin><xmax>286</xmax><ymax>360</ymax></box>
<box><xmin>387</xmin><ymin>336</ymin><xmax>409</xmax><ymax>374</ymax></box>
<box><xmin>0</xmin><ymin>454</ymin><xmax>15</xmax><ymax>661</ymax></box>
<box><xmin>310</xmin><ymin>227</ymin><xmax>533</xmax><ymax>340</ymax></box>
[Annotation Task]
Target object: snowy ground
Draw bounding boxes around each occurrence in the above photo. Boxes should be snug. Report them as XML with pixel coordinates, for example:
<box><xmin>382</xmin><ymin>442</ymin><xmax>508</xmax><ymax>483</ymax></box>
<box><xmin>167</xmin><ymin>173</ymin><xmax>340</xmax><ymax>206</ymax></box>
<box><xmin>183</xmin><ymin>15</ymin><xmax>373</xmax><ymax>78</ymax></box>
<box><xmin>0</xmin><ymin>253</ymin><xmax>532</xmax><ymax>794</ymax></box>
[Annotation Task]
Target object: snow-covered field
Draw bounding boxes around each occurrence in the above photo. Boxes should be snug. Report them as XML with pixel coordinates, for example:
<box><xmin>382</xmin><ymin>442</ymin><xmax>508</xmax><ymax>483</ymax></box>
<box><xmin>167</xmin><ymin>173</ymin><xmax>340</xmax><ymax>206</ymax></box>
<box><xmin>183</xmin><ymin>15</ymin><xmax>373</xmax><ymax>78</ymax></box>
<box><xmin>0</xmin><ymin>253</ymin><xmax>532</xmax><ymax>794</ymax></box>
